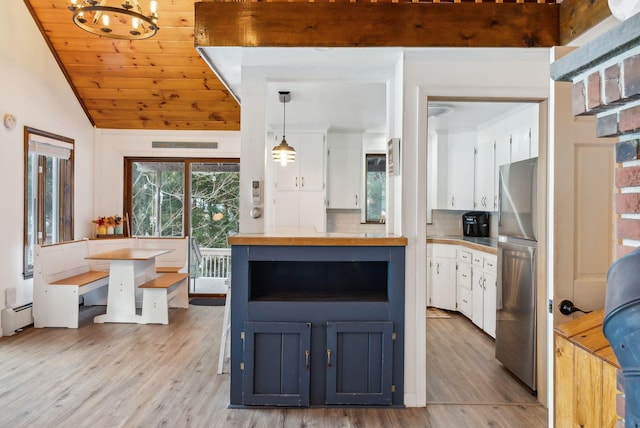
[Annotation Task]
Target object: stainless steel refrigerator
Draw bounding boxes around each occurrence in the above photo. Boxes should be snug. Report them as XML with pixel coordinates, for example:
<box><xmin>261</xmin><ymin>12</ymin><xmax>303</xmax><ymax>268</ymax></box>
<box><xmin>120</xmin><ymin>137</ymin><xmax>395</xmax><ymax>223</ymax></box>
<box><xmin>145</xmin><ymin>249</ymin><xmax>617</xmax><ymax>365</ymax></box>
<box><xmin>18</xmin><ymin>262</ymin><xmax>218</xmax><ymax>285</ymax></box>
<box><xmin>496</xmin><ymin>157</ymin><xmax>538</xmax><ymax>392</ymax></box>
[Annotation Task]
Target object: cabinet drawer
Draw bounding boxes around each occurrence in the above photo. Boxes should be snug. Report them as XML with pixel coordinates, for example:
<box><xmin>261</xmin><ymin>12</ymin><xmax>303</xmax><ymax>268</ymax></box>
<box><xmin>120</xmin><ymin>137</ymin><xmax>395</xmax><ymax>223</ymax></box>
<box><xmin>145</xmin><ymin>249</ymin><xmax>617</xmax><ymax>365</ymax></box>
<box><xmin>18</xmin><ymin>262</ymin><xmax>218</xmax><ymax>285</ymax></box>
<box><xmin>457</xmin><ymin>262</ymin><xmax>472</xmax><ymax>290</ymax></box>
<box><xmin>433</xmin><ymin>244</ymin><xmax>457</xmax><ymax>259</ymax></box>
<box><xmin>484</xmin><ymin>255</ymin><xmax>497</xmax><ymax>272</ymax></box>
<box><xmin>457</xmin><ymin>287</ymin><xmax>472</xmax><ymax>318</ymax></box>
<box><xmin>472</xmin><ymin>253</ymin><xmax>484</xmax><ymax>267</ymax></box>
<box><xmin>457</xmin><ymin>249</ymin><xmax>472</xmax><ymax>263</ymax></box>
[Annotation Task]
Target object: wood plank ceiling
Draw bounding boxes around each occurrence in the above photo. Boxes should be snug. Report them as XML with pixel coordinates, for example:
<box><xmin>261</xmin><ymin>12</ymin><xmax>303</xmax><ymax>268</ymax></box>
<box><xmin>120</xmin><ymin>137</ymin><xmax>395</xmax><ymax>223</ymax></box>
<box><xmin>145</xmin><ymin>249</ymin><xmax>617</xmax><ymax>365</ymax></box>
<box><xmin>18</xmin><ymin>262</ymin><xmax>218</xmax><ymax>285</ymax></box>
<box><xmin>24</xmin><ymin>0</ymin><xmax>611</xmax><ymax>132</ymax></box>
<box><xmin>25</xmin><ymin>0</ymin><xmax>240</xmax><ymax>131</ymax></box>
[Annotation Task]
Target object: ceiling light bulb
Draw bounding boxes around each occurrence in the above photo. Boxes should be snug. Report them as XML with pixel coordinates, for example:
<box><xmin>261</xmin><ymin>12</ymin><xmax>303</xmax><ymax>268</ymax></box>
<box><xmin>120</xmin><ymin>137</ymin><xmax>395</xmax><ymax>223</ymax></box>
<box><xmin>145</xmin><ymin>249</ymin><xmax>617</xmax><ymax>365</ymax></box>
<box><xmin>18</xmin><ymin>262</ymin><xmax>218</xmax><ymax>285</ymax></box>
<box><xmin>280</xmin><ymin>152</ymin><xmax>288</xmax><ymax>167</ymax></box>
<box><xmin>150</xmin><ymin>0</ymin><xmax>158</xmax><ymax>14</ymax></box>
<box><xmin>102</xmin><ymin>14</ymin><xmax>109</xmax><ymax>27</ymax></box>
<box><xmin>132</xmin><ymin>17</ymin><xmax>139</xmax><ymax>29</ymax></box>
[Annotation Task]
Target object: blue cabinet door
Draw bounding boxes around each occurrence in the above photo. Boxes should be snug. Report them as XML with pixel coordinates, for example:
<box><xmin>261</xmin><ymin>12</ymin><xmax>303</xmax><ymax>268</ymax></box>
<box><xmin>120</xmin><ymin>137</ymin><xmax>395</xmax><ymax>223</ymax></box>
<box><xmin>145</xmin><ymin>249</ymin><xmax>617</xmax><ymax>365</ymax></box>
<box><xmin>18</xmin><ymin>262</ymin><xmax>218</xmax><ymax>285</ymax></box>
<box><xmin>325</xmin><ymin>321</ymin><xmax>394</xmax><ymax>405</ymax></box>
<box><xmin>242</xmin><ymin>321</ymin><xmax>311</xmax><ymax>406</ymax></box>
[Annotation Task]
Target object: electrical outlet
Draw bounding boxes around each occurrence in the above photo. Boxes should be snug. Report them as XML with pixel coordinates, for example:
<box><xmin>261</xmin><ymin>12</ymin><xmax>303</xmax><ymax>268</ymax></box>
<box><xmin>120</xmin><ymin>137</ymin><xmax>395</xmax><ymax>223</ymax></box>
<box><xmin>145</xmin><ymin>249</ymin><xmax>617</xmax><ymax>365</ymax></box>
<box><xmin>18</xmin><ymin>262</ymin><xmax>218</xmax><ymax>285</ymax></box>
<box><xmin>5</xmin><ymin>287</ymin><xmax>17</xmax><ymax>307</ymax></box>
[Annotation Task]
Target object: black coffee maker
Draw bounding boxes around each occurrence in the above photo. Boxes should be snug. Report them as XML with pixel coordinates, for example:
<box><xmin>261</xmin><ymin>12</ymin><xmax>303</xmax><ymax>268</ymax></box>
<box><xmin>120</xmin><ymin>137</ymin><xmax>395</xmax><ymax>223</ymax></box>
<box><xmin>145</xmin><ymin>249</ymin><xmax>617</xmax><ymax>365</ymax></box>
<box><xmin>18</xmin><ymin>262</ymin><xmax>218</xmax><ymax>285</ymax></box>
<box><xmin>462</xmin><ymin>211</ymin><xmax>490</xmax><ymax>237</ymax></box>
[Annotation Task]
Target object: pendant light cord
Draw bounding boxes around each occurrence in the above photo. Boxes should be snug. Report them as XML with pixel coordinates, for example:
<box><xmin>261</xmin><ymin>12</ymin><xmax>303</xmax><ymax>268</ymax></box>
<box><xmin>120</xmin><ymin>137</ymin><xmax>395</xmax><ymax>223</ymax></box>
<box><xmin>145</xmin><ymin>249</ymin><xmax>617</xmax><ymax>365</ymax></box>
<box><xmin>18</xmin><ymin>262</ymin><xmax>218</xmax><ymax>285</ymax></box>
<box><xmin>282</xmin><ymin>97</ymin><xmax>286</xmax><ymax>141</ymax></box>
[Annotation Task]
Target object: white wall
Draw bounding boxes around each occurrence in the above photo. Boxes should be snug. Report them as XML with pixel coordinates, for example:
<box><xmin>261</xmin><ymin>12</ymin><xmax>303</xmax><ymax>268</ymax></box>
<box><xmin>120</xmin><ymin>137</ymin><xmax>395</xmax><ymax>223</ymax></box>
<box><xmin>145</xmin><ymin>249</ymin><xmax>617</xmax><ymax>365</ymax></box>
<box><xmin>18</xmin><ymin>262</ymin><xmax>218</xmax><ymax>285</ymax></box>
<box><xmin>93</xmin><ymin>129</ymin><xmax>240</xmax><ymax>219</ymax></box>
<box><xmin>0</xmin><ymin>0</ymin><xmax>96</xmax><ymax>317</ymax></box>
<box><xmin>402</xmin><ymin>47</ymin><xmax>551</xmax><ymax>407</ymax></box>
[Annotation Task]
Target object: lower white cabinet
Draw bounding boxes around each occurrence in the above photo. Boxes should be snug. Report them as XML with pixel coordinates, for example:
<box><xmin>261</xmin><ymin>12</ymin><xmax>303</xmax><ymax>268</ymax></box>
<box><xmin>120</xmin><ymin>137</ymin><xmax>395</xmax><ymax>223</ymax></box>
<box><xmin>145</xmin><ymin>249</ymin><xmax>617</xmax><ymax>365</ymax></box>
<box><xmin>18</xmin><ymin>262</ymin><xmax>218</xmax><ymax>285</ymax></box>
<box><xmin>429</xmin><ymin>244</ymin><xmax>457</xmax><ymax>311</ymax></box>
<box><xmin>456</xmin><ymin>249</ymin><xmax>473</xmax><ymax>318</ymax></box>
<box><xmin>427</xmin><ymin>242</ymin><xmax>497</xmax><ymax>338</ymax></box>
<box><xmin>471</xmin><ymin>251</ymin><xmax>497</xmax><ymax>338</ymax></box>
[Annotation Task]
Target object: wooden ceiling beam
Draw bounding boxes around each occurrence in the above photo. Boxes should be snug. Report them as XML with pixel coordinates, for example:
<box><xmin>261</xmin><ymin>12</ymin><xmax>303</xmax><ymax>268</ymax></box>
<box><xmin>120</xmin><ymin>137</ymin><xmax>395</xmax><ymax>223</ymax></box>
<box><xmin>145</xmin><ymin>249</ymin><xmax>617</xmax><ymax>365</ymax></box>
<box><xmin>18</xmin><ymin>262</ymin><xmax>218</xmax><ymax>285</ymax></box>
<box><xmin>194</xmin><ymin>3</ymin><xmax>560</xmax><ymax>48</ymax></box>
<box><xmin>559</xmin><ymin>0</ymin><xmax>612</xmax><ymax>45</ymax></box>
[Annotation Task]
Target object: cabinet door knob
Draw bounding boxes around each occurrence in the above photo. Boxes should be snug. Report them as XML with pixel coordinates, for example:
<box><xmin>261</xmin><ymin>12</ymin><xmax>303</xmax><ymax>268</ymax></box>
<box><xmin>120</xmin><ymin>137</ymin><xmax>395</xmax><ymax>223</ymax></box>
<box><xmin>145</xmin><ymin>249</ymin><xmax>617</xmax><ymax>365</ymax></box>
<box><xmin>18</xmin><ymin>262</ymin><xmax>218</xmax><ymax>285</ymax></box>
<box><xmin>305</xmin><ymin>350</ymin><xmax>310</xmax><ymax>369</ymax></box>
<box><xmin>301</xmin><ymin>177</ymin><xmax>305</xmax><ymax>188</ymax></box>
<box><xmin>355</xmin><ymin>194</ymin><xmax>358</xmax><ymax>206</ymax></box>
<box><xmin>295</xmin><ymin>177</ymin><xmax>298</xmax><ymax>188</ymax></box>
<box><xmin>327</xmin><ymin>349</ymin><xmax>332</xmax><ymax>368</ymax></box>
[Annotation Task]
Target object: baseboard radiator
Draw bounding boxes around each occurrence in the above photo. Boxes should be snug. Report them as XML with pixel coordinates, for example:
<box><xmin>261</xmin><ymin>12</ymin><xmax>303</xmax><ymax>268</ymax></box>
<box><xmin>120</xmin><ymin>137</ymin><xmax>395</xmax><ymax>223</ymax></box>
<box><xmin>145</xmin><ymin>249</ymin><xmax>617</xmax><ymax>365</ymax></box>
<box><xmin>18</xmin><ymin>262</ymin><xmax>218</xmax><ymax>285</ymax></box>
<box><xmin>2</xmin><ymin>303</ymin><xmax>34</xmax><ymax>336</ymax></box>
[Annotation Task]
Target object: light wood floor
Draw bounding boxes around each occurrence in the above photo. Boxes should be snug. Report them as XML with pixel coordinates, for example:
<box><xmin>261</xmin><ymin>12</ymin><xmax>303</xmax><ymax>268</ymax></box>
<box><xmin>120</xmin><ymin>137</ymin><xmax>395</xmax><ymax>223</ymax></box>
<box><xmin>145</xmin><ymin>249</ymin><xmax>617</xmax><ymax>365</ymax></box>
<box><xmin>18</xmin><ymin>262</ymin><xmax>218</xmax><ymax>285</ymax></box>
<box><xmin>426</xmin><ymin>310</ymin><xmax>547</xmax><ymax>426</ymax></box>
<box><xmin>0</xmin><ymin>305</ymin><xmax>547</xmax><ymax>427</ymax></box>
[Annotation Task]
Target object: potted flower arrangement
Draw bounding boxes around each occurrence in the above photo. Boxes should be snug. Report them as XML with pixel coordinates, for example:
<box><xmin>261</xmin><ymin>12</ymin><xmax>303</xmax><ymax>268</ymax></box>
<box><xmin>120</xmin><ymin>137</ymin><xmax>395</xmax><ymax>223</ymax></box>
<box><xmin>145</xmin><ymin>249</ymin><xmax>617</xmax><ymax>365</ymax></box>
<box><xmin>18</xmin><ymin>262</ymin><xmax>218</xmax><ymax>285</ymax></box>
<box><xmin>94</xmin><ymin>215</ymin><xmax>124</xmax><ymax>237</ymax></box>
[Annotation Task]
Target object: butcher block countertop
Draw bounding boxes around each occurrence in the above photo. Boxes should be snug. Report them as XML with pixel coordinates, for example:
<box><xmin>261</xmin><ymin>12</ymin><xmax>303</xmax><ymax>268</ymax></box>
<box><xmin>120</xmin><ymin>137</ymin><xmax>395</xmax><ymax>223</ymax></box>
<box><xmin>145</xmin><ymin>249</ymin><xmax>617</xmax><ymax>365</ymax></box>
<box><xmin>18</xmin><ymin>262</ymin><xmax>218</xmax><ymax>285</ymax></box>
<box><xmin>554</xmin><ymin>309</ymin><xmax>618</xmax><ymax>368</ymax></box>
<box><xmin>427</xmin><ymin>236</ymin><xmax>498</xmax><ymax>255</ymax></box>
<box><xmin>228</xmin><ymin>231</ymin><xmax>407</xmax><ymax>247</ymax></box>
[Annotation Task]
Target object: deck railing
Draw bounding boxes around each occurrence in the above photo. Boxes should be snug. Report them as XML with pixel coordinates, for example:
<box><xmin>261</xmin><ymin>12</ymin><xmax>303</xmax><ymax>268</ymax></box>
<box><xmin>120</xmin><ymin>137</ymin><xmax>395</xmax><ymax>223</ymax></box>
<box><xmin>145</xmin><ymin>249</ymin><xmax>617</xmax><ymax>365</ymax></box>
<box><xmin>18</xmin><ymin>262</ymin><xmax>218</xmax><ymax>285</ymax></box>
<box><xmin>197</xmin><ymin>247</ymin><xmax>231</xmax><ymax>279</ymax></box>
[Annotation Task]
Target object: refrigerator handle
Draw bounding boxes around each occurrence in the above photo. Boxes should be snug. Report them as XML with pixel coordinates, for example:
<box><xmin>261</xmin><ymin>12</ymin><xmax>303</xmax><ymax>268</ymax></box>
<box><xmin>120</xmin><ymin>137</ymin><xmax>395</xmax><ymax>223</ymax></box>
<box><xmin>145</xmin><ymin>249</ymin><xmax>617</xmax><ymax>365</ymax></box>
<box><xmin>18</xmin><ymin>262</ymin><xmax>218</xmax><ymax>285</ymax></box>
<box><xmin>497</xmin><ymin>172</ymin><xmax>502</xmax><ymax>227</ymax></box>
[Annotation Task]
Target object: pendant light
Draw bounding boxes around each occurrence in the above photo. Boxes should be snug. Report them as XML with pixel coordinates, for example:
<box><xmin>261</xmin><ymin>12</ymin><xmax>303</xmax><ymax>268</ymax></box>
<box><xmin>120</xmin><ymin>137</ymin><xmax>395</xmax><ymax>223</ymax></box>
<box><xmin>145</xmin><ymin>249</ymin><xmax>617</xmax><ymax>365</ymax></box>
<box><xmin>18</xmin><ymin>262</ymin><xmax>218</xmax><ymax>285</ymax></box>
<box><xmin>272</xmin><ymin>91</ymin><xmax>296</xmax><ymax>167</ymax></box>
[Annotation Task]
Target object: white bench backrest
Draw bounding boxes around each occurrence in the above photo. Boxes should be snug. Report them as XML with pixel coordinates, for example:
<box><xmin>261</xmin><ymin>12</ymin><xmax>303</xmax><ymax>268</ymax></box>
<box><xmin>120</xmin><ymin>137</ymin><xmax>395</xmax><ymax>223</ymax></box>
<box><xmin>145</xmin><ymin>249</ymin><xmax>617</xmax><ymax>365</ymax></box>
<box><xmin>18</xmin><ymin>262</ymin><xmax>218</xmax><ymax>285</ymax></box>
<box><xmin>36</xmin><ymin>241</ymin><xmax>91</xmax><ymax>283</ymax></box>
<box><xmin>136</xmin><ymin>237</ymin><xmax>189</xmax><ymax>271</ymax></box>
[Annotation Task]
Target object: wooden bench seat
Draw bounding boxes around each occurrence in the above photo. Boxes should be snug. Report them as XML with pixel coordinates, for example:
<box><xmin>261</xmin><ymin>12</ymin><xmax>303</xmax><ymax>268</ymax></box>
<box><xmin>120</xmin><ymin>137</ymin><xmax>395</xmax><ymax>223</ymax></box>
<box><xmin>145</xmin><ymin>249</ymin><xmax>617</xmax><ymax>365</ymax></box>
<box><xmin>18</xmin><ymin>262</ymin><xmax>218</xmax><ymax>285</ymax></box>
<box><xmin>51</xmin><ymin>271</ymin><xmax>109</xmax><ymax>287</ymax></box>
<box><xmin>139</xmin><ymin>273</ymin><xmax>189</xmax><ymax>325</ymax></box>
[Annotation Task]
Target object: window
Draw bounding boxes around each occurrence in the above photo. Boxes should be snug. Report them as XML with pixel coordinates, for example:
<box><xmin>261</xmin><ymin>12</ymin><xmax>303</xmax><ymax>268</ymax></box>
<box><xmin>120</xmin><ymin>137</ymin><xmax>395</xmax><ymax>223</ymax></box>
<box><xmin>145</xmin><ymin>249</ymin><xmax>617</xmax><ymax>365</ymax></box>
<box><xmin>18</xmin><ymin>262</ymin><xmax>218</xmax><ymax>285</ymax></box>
<box><xmin>365</xmin><ymin>154</ymin><xmax>386</xmax><ymax>223</ymax></box>
<box><xmin>124</xmin><ymin>158</ymin><xmax>239</xmax><ymax>249</ymax></box>
<box><xmin>23</xmin><ymin>127</ymin><xmax>74</xmax><ymax>279</ymax></box>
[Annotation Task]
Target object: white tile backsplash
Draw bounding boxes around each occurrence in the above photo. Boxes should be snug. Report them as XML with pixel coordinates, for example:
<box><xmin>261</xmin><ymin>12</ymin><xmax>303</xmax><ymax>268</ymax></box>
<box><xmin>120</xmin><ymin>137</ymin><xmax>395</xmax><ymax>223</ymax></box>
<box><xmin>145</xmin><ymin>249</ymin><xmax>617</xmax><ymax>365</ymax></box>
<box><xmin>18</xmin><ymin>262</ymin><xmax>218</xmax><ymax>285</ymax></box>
<box><xmin>326</xmin><ymin>210</ymin><xmax>386</xmax><ymax>234</ymax></box>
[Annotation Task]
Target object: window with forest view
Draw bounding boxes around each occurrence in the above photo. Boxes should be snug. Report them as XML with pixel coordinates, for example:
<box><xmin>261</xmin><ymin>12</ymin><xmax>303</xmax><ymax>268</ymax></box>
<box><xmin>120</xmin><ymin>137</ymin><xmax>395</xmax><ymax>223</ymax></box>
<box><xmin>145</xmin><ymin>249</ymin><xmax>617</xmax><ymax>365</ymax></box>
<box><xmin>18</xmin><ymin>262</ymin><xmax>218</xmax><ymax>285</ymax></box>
<box><xmin>23</xmin><ymin>128</ymin><xmax>74</xmax><ymax>279</ymax></box>
<box><xmin>125</xmin><ymin>159</ymin><xmax>239</xmax><ymax>249</ymax></box>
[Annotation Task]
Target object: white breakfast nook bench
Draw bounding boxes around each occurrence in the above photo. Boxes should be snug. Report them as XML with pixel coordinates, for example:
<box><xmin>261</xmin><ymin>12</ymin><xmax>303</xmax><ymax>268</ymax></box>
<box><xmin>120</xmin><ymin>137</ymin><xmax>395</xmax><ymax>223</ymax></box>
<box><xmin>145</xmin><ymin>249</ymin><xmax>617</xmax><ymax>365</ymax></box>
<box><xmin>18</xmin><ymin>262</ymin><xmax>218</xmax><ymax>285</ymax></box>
<box><xmin>33</xmin><ymin>236</ymin><xmax>190</xmax><ymax>328</ymax></box>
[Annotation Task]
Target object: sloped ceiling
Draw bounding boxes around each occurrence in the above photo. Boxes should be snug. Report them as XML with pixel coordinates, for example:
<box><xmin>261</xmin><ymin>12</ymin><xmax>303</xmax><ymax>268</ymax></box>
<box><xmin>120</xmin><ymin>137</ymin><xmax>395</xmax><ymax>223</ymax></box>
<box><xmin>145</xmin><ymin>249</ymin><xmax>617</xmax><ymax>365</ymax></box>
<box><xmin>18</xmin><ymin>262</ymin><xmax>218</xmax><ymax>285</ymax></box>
<box><xmin>25</xmin><ymin>0</ymin><xmax>241</xmax><ymax>131</ymax></box>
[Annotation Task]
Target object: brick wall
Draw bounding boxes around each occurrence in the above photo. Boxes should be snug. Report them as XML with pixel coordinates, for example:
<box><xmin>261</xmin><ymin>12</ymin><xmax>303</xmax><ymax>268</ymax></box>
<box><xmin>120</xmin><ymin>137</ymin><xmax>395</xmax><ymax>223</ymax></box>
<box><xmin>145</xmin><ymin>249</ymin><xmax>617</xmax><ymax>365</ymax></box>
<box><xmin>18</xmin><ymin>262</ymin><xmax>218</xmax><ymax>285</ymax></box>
<box><xmin>571</xmin><ymin>46</ymin><xmax>640</xmax><ymax>259</ymax></box>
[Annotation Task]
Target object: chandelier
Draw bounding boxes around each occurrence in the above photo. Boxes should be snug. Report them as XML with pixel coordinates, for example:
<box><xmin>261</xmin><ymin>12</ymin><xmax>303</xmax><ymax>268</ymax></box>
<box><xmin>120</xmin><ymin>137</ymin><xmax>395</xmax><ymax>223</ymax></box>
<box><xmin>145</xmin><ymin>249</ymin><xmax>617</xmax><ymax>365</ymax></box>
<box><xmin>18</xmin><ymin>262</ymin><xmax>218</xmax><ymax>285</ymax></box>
<box><xmin>67</xmin><ymin>0</ymin><xmax>159</xmax><ymax>40</ymax></box>
<box><xmin>272</xmin><ymin>91</ymin><xmax>296</xmax><ymax>167</ymax></box>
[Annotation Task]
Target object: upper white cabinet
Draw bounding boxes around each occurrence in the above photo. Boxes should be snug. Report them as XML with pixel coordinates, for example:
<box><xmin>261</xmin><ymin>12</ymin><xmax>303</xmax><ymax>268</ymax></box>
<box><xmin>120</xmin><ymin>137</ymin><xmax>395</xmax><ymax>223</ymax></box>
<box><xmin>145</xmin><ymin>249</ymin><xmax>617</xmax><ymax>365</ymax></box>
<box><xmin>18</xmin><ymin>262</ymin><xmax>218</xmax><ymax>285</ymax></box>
<box><xmin>271</xmin><ymin>131</ymin><xmax>326</xmax><ymax>232</ymax></box>
<box><xmin>474</xmin><ymin>138</ymin><xmax>496</xmax><ymax>211</ymax></box>
<box><xmin>445</xmin><ymin>130</ymin><xmax>475</xmax><ymax>211</ymax></box>
<box><xmin>327</xmin><ymin>131</ymin><xmax>362</xmax><ymax>209</ymax></box>
<box><xmin>274</xmin><ymin>132</ymin><xmax>325</xmax><ymax>192</ymax></box>
<box><xmin>430</xmin><ymin>102</ymin><xmax>539</xmax><ymax>215</ymax></box>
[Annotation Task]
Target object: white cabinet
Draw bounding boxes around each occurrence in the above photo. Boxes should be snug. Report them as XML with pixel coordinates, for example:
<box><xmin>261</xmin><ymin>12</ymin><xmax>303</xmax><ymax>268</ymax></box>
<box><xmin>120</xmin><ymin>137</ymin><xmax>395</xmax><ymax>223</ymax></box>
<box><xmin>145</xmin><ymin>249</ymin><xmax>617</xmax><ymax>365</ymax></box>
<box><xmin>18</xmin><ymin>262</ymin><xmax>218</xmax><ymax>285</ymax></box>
<box><xmin>274</xmin><ymin>132</ymin><xmax>325</xmax><ymax>192</ymax></box>
<box><xmin>272</xmin><ymin>131</ymin><xmax>326</xmax><ymax>232</ymax></box>
<box><xmin>456</xmin><ymin>249</ymin><xmax>473</xmax><ymax>318</ymax></box>
<box><xmin>474</xmin><ymin>139</ymin><xmax>496</xmax><ymax>211</ymax></box>
<box><xmin>327</xmin><ymin>132</ymin><xmax>362</xmax><ymax>209</ymax></box>
<box><xmin>429</xmin><ymin>244</ymin><xmax>457</xmax><ymax>311</ymax></box>
<box><xmin>497</xmin><ymin>104</ymin><xmax>539</xmax><ymax>165</ymax></box>
<box><xmin>470</xmin><ymin>251</ymin><xmax>497</xmax><ymax>338</ymax></box>
<box><xmin>272</xmin><ymin>191</ymin><xmax>327</xmax><ymax>233</ymax></box>
<box><xmin>446</xmin><ymin>131</ymin><xmax>475</xmax><ymax>210</ymax></box>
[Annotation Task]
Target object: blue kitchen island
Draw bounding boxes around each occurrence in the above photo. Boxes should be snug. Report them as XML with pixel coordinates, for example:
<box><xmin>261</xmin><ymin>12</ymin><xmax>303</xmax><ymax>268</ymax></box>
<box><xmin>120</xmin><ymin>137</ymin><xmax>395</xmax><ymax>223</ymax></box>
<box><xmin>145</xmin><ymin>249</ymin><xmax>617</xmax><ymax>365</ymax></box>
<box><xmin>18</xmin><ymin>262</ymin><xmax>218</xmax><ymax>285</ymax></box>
<box><xmin>227</xmin><ymin>232</ymin><xmax>407</xmax><ymax>408</ymax></box>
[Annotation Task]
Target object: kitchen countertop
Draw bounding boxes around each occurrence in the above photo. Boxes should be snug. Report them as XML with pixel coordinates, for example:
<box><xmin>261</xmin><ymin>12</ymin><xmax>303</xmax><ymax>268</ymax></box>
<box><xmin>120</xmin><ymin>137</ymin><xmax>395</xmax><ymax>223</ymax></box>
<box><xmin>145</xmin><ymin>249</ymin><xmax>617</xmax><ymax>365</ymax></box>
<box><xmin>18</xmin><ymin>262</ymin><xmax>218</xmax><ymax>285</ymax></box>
<box><xmin>427</xmin><ymin>235</ymin><xmax>498</xmax><ymax>254</ymax></box>
<box><xmin>228</xmin><ymin>230</ymin><xmax>407</xmax><ymax>247</ymax></box>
